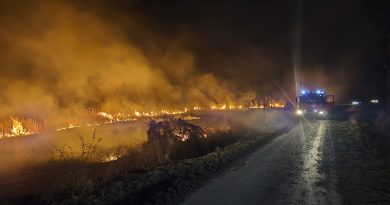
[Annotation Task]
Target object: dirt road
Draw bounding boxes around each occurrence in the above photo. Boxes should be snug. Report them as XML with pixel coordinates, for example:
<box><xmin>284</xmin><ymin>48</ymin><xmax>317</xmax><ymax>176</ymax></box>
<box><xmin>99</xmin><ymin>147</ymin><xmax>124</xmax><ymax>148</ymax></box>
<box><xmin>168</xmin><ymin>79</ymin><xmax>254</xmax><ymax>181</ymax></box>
<box><xmin>182</xmin><ymin>120</ymin><xmax>341</xmax><ymax>205</ymax></box>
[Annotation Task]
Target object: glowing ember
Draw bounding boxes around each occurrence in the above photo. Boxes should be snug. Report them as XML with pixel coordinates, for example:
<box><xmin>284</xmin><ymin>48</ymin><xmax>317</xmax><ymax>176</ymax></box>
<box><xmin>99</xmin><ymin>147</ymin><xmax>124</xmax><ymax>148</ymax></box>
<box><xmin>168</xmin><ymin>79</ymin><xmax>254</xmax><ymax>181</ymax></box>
<box><xmin>102</xmin><ymin>154</ymin><xmax>119</xmax><ymax>162</ymax></box>
<box><xmin>177</xmin><ymin>133</ymin><xmax>190</xmax><ymax>141</ymax></box>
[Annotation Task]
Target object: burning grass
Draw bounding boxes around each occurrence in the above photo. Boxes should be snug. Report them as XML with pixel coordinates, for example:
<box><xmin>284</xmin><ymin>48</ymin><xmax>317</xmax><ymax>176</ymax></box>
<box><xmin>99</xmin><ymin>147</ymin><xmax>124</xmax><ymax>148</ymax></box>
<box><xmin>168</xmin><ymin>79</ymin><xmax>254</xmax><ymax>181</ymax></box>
<box><xmin>0</xmin><ymin>97</ymin><xmax>285</xmax><ymax>140</ymax></box>
<box><xmin>0</xmin><ymin>117</ymin><xmax>42</xmax><ymax>138</ymax></box>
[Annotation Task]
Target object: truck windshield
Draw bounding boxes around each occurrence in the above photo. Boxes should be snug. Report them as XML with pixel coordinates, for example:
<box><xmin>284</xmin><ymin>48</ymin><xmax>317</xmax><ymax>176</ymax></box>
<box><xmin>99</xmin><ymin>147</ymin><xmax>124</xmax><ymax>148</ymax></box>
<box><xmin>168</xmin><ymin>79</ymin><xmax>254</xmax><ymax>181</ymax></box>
<box><xmin>299</xmin><ymin>94</ymin><xmax>326</xmax><ymax>104</ymax></box>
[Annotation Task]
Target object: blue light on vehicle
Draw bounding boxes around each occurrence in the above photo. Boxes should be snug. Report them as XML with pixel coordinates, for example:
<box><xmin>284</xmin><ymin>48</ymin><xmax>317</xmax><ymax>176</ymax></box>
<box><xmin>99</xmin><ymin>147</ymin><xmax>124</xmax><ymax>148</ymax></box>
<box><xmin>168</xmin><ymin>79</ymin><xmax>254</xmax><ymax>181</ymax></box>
<box><xmin>316</xmin><ymin>89</ymin><xmax>321</xmax><ymax>94</ymax></box>
<box><xmin>301</xmin><ymin>90</ymin><xmax>306</xmax><ymax>95</ymax></box>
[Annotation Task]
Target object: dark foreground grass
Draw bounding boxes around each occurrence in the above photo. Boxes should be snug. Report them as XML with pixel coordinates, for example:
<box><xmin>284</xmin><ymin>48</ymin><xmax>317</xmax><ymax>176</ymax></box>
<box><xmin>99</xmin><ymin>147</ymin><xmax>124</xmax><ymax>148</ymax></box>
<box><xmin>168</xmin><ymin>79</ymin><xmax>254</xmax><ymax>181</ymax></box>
<box><xmin>84</xmin><ymin>127</ymin><xmax>291</xmax><ymax>205</ymax></box>
<box><xmin>0</xmin><ymin>119</ymin><xmax>293</xmax><ymax>205</ymax></box>
<box><xmin>331</xmin><ymin>121</ymin><xmax>390</xmax><ymax>205</ymax></box>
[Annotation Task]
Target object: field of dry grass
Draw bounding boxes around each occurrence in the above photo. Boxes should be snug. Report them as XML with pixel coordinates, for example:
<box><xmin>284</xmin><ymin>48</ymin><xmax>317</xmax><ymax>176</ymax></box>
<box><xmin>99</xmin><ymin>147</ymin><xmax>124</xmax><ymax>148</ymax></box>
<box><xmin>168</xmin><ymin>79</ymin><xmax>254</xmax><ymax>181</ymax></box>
<box><xmin>0</xmin><ymin>110</ymin><xmax>295</xmax><ymax>205</ymax></box>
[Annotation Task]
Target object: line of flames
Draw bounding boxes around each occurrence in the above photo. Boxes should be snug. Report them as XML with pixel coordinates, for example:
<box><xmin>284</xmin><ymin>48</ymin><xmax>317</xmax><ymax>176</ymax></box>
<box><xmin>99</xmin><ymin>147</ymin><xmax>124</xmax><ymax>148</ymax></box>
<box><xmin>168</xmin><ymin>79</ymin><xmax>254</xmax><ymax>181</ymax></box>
<box><xmin>0</xmin><ymin>102</ymin><xmax>284</xmax><ymax>139</ymax></box>
<box><xmin>0</xmin><ymin>102</ymin><xmax>284</xmax><ymax>162</ymax></box>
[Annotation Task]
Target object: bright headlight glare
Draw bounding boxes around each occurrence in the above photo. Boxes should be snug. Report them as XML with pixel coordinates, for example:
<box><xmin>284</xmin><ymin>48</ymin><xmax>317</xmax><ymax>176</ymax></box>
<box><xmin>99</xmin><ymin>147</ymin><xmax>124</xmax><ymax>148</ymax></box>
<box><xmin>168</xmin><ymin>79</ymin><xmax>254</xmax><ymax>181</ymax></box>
<box><xmin>296</xmin><ymin>109</ymin><xmax>303</xmax><ymax>115</ymax></box>
<box><xmin>370</xmin><ymin>99</ymin><xmax>379</xmax><ymax>103</ymax></box>
<box><xmin>319</xmin><ymin>111</ymin><xmax>324</xmax><ymax>115</ymax></box>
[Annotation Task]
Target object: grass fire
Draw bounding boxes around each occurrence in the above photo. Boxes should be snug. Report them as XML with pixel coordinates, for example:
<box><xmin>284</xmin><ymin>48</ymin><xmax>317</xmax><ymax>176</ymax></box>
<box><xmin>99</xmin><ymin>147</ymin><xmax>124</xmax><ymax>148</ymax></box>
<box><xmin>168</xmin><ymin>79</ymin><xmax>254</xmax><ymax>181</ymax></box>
<box><xmin>1</xmin><ymin>1</ymin><xmax>390</xmax><ymax>205</ymax></box>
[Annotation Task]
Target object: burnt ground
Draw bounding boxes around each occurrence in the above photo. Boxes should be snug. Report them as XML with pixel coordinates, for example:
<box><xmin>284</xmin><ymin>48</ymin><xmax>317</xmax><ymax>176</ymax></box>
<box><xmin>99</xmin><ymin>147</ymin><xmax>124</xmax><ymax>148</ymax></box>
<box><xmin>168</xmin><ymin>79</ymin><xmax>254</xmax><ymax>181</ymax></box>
<box><xmin>182</xmin><ymin>119</ymin><xmax>390</xmax><ymax>205</ymax></box>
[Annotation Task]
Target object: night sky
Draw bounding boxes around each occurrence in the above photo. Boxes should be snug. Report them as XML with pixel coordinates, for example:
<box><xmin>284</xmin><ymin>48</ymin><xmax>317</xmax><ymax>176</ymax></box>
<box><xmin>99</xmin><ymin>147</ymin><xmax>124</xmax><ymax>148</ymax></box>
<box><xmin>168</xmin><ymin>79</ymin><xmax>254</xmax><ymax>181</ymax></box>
<box><xmin>136</xmin><ymin>0</ymin><xmax>390</xmax><ymax>99</ymax></box>
<box><xmin>79</xmin><ymin>0</ymin><xmax>390</xmax><ymax>100</ymax></box>
<box><xmin>145</xmin><ymin>0</ymin><xmax>390</xmax><ymax>100</ymax></box>
<box><xmin>0</xmin><ymin>0</ymin><xmax>389</xmax><ymax>117</ymax></box>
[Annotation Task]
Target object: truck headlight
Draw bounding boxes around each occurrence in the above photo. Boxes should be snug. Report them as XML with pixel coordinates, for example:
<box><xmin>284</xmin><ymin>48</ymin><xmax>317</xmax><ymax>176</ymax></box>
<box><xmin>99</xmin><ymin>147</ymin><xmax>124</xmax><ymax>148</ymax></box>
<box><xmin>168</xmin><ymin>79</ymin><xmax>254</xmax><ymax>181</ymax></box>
<box><xmin>319</xmin><ymin>111</ymin><xmax>324</xmax><ymax>115</ymax></box>
<box><xmin>295</xmin><ymin>109</ymin><xmax>303</xmax><ymax>115</ymax></box>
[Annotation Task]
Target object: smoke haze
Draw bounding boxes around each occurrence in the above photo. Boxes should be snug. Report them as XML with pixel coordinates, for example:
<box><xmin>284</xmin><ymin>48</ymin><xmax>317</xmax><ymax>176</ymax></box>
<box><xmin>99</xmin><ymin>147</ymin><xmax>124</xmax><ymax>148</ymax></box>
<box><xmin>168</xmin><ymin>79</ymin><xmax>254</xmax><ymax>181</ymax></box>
<box><xmin>0</xmin><ymin>0</ymin><xmax>389</xmax><ymax>120</ymax></box>
<box><xmin>0</xmin><ymin>1</ymin><xmax>255</xmax><ymax>120</ymax></box>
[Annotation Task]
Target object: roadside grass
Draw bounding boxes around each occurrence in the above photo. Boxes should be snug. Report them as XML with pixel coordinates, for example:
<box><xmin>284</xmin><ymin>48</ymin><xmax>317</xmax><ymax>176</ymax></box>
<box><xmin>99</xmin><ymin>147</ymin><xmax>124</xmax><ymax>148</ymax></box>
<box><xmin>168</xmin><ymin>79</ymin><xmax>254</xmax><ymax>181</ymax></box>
<box><xmin>71</xmin><ymin>126</ymin><xmax>291</xmax><ymax>205</ymax></box>
<box><xmin>337</xmin><ymin>159</ymin><xmax>390</xmax><ymax>204</ymax></box>
<box><xmin>0</xmin><ymin>114</ymin><xmax>294</xmax><ymax>205</ymax></box>
<box><xmin>332</xmin><ymin>121</ymin><xmax>390</xmax><ymax>204</ymax></box>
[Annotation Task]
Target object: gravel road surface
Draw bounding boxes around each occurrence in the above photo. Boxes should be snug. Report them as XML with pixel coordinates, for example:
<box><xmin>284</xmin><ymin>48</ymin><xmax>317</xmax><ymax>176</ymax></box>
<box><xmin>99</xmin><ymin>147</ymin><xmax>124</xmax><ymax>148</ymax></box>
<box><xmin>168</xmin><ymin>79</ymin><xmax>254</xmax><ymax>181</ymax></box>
<box><xmin>182</xmin><ymin>120</ymin><xmax>341</xmax><ymax>205</ymax></box>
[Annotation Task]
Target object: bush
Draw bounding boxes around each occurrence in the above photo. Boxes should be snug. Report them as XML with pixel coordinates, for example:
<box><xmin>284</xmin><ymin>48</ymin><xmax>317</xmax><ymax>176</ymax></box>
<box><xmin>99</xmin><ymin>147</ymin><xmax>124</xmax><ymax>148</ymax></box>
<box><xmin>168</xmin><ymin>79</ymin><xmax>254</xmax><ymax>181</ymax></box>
<box><xmin>143</xmin><ymin>116</ymin><xmax>207</xmax><ymax>164</ymax></box>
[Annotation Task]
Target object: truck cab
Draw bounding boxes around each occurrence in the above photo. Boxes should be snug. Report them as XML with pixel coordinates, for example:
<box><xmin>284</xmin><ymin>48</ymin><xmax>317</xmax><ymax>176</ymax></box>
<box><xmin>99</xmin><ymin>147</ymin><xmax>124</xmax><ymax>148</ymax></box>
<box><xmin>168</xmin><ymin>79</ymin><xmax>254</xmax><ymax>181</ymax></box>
<box><xmin>295</xmin><ymin>89</ymin><xmax>334</xmax><ymax>117</ymax></box>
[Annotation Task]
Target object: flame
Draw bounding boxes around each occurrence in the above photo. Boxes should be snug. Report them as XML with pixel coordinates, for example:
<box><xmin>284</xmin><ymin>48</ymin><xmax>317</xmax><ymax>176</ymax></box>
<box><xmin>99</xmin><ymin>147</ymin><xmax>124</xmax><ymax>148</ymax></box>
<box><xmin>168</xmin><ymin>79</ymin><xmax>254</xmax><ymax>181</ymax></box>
<box><xmin>182</xmin><ymin>115</ymin><xmax>201</xmax><ymax>120</ymax></box>
<box><xmin>210</xmin><ymin>104</ymin><xmax>244</xmax><ymax>110</ymax></box>
<box><xmin>8</xmin><ymin>118</ymin><xmax>35</xmax><ymax>137</ymax></box>
<box><xmin>211</xmin><ymin>104</ymin><xmax>226</xmax><ymax>110</ymax></box>
<box><xmin>134</xmin><ymin>108</ymin><xmax>188</xmax><ymax>118</ymax></box>
<box><xmin>98</xmin><ymin>112</ymin><xmax>113</xmax><ymax>121</ymax></box>
<box><xmin>11</xmin><ymin>118</ymin><xmax>26</xmax><ymax>135</ymax></box>
<box><xmin>56</xmin><ymin>123</ymin><xmax>82</xmax><ymax>131</ymax></box>
<box><xmin>269</xmin><ymin>102</ymin><xmax>284</xmax><ymax>108</ymax></box>
<box><xmin>193</xmin><ymin>106</ymin><xmax>202</xmax><ymax>110</ymax></box>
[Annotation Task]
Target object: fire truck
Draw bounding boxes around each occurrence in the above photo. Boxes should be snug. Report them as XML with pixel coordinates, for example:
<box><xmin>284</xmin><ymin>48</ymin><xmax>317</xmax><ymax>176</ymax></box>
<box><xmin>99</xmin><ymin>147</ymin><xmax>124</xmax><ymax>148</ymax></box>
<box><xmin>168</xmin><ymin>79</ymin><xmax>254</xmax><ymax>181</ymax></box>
<box><xmin>295</xmin><ymin>89</ymin><xmax>334</xmax><ymax>117</ymax></box>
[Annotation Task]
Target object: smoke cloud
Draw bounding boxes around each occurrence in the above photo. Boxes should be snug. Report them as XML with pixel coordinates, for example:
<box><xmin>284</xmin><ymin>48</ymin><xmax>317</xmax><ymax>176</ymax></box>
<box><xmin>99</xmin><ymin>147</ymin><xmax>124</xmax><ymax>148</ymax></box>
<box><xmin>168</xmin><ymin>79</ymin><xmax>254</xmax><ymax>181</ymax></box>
<box><xmin>0</xmin><ymin>1</ymin><xmax>255</xmax><ymax>121</ymax></box>
<box><xmin>0</xmin><ymin>0</ymin><xmax>387</xmax><ymax>122</ymax></box>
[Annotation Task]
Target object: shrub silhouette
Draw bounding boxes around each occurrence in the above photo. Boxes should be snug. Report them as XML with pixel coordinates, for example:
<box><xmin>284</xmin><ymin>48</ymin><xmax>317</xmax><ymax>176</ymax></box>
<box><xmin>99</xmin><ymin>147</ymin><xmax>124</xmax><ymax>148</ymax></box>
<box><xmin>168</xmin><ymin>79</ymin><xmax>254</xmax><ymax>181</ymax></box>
<box><xmin>144</xmin><ymin>116</ymin><xmax>206</xmax><ymax>163</ymax></box>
